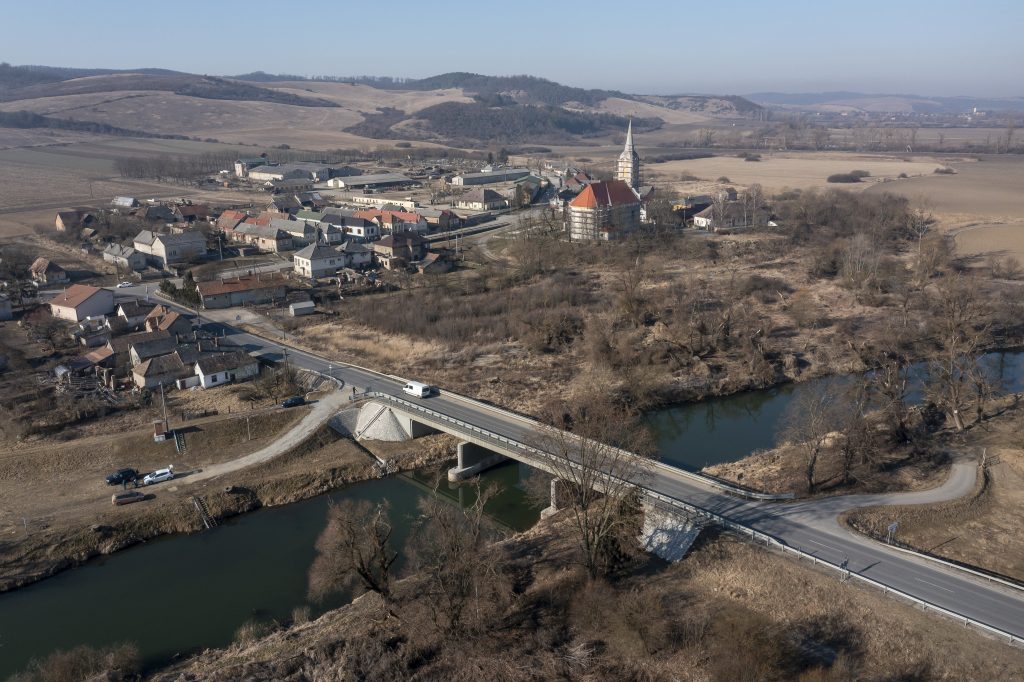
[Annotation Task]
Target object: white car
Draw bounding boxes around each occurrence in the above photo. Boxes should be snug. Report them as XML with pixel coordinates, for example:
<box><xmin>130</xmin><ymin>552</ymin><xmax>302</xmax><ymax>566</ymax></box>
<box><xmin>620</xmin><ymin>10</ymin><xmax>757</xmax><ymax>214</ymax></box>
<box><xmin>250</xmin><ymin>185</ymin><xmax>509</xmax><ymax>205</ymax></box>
<box><xmin>116</xmin><ymin>281</ymin><xmax>134</xmax><ymax>288</ymax></box>
<box><xmin>143</xmin><ymin>467</ymin><xmax>174</xmax><ymax>485</ymax></box>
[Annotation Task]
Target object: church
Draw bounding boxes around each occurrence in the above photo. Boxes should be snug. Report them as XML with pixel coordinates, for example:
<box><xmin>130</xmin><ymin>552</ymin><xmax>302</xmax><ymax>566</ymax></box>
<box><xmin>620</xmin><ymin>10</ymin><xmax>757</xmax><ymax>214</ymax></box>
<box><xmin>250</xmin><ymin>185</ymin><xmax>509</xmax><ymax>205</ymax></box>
<box><xmin>567</xmin><ymin>120</ymin><xmax>653</xmax><ymax>241</ymax></box>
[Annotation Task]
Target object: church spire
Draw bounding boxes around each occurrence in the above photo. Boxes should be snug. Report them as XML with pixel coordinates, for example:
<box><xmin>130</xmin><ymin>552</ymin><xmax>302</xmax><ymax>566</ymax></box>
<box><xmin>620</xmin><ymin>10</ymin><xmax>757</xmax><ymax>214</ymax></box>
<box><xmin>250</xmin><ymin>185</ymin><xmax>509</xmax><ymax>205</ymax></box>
<box><xmin>616</xmin><ymin>118</ymin><xmax>641</xmax><ymax>190</ymax></box>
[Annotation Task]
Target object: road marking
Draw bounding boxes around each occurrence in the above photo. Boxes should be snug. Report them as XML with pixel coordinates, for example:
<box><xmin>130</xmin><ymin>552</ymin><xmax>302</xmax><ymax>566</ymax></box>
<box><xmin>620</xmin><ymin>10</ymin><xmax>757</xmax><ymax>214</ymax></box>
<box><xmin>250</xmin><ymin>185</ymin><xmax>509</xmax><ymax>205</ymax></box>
<box><xmin>807</xmin><ymin>539</ymin><xmax>841</xmax><ymax>553</ymax></box>
<box><xmin>915</xmin><ymin>578</ymin><xmax>955</xmax><ymax>594</ymax></box>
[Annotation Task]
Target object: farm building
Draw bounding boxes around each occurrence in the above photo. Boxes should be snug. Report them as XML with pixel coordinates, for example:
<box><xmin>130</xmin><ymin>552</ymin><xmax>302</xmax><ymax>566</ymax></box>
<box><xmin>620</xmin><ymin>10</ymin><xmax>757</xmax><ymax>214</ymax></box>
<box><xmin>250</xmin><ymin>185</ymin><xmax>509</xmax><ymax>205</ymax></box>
<box><xmin>49</xmin><ymin>284</ymin><xmax>115</xmax><ymax>322</ymax></box>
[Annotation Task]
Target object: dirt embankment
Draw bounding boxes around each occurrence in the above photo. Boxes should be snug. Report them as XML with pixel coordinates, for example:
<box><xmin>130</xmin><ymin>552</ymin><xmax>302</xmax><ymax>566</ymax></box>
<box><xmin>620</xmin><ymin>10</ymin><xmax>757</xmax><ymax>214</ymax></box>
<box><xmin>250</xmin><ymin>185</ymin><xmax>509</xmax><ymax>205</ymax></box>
<box><xmin>0</xmin><ymin>403</ymin><xmax>456</xmax><ymax>594</ymax></box>
<box><xmin>152</xmin><ymin>520</ymin><xmax>1024</xmax><ymax>681</ymax></box>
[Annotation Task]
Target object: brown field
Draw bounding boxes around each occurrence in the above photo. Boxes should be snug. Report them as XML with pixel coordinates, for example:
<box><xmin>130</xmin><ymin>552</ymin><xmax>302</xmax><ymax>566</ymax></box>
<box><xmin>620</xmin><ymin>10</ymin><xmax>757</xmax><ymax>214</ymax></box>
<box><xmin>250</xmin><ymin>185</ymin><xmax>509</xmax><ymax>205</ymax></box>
<box><xmin>590</xmin><ymin>96</ymin><xmax>714</xmax><ymax>125</ymax></box>
<box><xmin>645</xmin><ymin>151</ymin><xmax>944</xmax><ymax>195</ymax></box>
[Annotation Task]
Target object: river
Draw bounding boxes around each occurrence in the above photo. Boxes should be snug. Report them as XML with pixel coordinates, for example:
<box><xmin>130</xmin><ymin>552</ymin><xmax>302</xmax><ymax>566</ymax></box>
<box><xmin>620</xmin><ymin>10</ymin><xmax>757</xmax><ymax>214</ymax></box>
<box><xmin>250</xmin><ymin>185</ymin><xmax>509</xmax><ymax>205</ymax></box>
<box><xmin>2</xmin><ymin>350</ymin><xmax>1022</xmax><ymax>678</ymax></box>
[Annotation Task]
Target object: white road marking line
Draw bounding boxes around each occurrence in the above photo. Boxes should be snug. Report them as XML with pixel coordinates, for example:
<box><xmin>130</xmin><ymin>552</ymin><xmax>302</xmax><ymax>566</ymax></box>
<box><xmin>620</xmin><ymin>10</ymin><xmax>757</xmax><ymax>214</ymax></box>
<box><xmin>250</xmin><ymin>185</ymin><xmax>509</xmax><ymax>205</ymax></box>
<box><xmin>915</xmin><ymin>578</ymin><xmax>955</xmax><ymax>594</ymax></box>
<box><xmin>807</xmin><ymin>539</ymin><xmax>841</xmax><ymax>553</ymax></box>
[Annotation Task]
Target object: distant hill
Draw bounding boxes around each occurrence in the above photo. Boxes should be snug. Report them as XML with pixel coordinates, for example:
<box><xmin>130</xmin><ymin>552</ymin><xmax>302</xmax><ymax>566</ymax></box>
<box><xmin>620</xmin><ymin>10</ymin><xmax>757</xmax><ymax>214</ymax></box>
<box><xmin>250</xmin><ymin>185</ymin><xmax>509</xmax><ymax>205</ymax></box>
<box><xmin>347</xmin><ymin>101</ymin><xmax>663</xmax><ymax>144</ymax></box>
<box><xmin>749</xmin><ymin>91</ymin><xmax>1024</xmax><ymax>114</ymax></box>
<box><xmin>0</xmin><ymin>66</ymin><xmax>337</xmax><ymax>108</ymax></box>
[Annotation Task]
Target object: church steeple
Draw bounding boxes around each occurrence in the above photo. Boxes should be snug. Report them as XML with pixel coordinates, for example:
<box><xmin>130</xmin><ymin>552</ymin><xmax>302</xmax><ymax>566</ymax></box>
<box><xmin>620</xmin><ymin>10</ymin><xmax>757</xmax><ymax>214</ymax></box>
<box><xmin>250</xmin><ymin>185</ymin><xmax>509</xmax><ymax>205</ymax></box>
<box><xmin>616</xmin><ymin>118</ymin><xmax>641</xmax><ymax>190</ymax></box>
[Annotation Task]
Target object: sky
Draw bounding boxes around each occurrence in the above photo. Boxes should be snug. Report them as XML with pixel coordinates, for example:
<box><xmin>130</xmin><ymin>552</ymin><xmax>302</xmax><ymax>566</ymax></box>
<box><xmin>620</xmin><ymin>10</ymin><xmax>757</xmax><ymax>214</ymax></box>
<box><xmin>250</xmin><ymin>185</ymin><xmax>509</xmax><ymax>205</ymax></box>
<box><xmin>4</xmin><ymin>0</ymin><xmax>1023</xmax><ymax>97</ymax></box>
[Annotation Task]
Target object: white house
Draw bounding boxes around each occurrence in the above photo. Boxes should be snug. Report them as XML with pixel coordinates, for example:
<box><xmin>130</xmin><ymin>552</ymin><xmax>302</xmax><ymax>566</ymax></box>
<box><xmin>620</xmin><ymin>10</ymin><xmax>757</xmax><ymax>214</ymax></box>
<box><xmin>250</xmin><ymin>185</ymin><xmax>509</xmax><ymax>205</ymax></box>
<box><xmin>455</xmin><ymin>188</ymin><xmax>507</xmax><ymax>212</ymax></box>
<box><xmin>49</xmin><ymin>284</ymin><xmax>115</xmax><ymax>322</ymax></box>
<box><xmin>293</xmin><ymin>243</ymin><xmax>346</xmax><ymax>279</ymax></box>
<box><xmin>134</xmin><ymin>230</ymin><xmax>207</xmax><ymax>267</ymax></box>
<box><xmin>194</xmin><ymin>351</ymin><xmax>259</xmax><ymax>388</ymax></box>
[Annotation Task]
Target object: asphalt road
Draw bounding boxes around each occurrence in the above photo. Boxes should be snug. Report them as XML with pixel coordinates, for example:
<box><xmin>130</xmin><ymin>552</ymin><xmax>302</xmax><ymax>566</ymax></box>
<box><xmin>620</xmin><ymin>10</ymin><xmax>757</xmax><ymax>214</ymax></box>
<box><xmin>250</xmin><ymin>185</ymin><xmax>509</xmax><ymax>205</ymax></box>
<box><xmin>131</xmin><ymin>292</ymin><xmax>1024</xmax><ymax>641</ymax></box>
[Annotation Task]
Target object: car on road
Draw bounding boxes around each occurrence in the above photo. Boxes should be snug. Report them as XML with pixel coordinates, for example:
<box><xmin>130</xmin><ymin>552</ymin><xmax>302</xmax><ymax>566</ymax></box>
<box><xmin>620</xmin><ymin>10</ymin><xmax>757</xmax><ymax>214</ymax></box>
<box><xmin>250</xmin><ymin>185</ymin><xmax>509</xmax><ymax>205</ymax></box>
<box><xmin>402</xmin><ymin>381</ymin><xmax>433</xmax><ymax>398</ymax></box>
<box><xmin>143</xmin><ymin>467</ymin><xmax>174</xmax><ymax>485</ymax></box>
<box><xmin>105</xmin><ymin>468</ymin><xmax>138</xmax><ymax>486</ymax></box>
<box><xmin>281</xmin><ymin>396</ymin><xmax>305</xmax><ymax>408</ymax></box>
<box><xmin>111</xmin><ymin>490</ymin><xmax>147</xmax><ymax>506</ymax></box>
<box><xmin>116</xmin><ymin>281</ymin><xmax>134</xmax><ymax>288</ymax></box>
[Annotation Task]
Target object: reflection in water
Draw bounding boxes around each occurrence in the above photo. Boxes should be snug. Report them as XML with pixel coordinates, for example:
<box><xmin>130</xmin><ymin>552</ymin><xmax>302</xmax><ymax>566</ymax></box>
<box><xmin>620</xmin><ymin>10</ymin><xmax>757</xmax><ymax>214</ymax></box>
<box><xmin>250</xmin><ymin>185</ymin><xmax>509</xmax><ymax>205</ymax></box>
<box><xmin>0</xmin><ymin>465</ymin><xmax>542</xmax><ymax>679</ymax></box>
<box><xmin>647</xmin><ymin>351</ymin><xmax>1024</xmax><ymax>471</ymax></box>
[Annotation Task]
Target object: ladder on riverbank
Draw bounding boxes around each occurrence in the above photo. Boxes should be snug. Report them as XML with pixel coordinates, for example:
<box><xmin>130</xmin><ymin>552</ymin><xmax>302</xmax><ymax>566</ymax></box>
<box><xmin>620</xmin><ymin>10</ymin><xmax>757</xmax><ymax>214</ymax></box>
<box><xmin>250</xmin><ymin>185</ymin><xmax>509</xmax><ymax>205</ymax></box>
<box><xmin>174</xmin><ymin>431</ymin><xmax>187</xmax><ymax>455</ymax></box>
<box><xmin>192</xmin><ymin>496</ymin><xmax>217</xmax><ymax>529</ymax></box>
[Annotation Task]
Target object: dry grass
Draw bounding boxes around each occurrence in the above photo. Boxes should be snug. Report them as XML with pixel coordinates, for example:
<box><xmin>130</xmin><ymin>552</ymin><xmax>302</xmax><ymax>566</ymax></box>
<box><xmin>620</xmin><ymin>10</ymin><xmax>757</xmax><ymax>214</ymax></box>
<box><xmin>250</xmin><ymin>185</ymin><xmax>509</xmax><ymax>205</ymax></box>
<box><xmin>646</xmin><ymin>151</ymin><xmax>944</xmax><ymax>195</ymax></box>
<box><xmin>954</xmin><ymin>222</ymin><xmax>1024</xmax><ymax>267</ymax></box>
<box><xmin>291</xmin><ymin>320</ymin><xmax>446</xmax><ymax>373</ymax></box>
<box><xmin>846</xmin><ymin>406</ymin><xmax>1024</xmax><ymax>582</ymax></box>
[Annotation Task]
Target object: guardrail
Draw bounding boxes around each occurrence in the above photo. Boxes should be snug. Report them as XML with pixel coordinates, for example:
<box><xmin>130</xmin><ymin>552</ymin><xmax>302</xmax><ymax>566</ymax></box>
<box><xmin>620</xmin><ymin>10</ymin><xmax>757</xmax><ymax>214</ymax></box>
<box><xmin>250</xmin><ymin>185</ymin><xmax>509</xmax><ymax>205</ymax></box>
<box><xmin>437</xmin><ymin>389</ymin><xmax>794</xmax><ymax>501</ymax></box>
<box><xmin>369</xmin><ymin>391</ymin><xmax>1022</xmax><ymax>647</ymax></box>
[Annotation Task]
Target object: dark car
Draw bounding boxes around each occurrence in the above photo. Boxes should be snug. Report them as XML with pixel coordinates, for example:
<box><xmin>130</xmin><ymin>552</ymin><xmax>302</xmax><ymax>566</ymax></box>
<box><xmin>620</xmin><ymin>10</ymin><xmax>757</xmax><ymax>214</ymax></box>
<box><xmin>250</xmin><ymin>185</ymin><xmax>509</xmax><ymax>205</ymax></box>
<box><xmin>281</xmin><ymin>396</ymin><xmax>305</xmax><ymax>408</ymax></box>
<box><xmin>105</xmin><ymin>468</ymin><xmax>139</xmax><ymax>486</ymax></box>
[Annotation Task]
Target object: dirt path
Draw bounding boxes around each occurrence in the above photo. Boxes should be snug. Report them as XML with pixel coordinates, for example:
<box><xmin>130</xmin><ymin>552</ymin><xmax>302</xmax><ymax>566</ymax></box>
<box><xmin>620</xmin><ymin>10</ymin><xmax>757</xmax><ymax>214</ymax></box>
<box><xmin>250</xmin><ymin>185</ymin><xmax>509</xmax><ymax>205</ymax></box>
<box><xmin>185</xmin><ymin>388</ymin><xmax>349</xmax><ymax>483</ymax></box>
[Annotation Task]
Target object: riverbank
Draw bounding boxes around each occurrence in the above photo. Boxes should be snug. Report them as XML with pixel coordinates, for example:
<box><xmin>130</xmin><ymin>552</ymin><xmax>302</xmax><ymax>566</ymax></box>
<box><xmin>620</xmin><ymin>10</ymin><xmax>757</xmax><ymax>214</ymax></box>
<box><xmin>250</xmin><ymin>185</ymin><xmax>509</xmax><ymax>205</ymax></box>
<box><xmin>149</xmin><ymin>516</ymin><xmax>1024</xmax><ymax>681</ymax></box>
<box><xmin>0</xmin><ymin>398</ymin><xmax>455</xmax><ymax>595</ymax></box>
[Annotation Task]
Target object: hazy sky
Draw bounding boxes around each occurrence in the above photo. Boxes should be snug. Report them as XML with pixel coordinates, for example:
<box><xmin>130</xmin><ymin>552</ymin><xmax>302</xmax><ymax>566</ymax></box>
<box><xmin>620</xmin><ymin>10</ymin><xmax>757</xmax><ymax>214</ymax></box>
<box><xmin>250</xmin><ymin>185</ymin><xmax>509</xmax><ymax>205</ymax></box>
<box><xmin>5</xmin><ymin>0</ymin><xmax>1022</xmax><ymax>96</ymax></box>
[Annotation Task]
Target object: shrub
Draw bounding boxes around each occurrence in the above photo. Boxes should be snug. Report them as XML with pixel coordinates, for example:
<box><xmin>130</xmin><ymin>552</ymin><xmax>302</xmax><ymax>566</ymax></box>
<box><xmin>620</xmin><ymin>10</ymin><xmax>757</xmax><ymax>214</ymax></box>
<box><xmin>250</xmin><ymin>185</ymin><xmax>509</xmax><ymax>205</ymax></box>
<box><xmin>738</xmin><ymin>275</ymin><xmax>793</xmax><ymax>303</ymax></box>
<box><xmin>235</xmin><ymin>619</ymin><xmax>277</xmax><ymax>645</ymax></box>
<box><xmin>827</xmin><ymin>173</ymin><xmax>861</xmax><ymax>183</ymax></box>
<box><xmin>292</xmin><ymin>605</ymin><xmax>312</xmax><ymax>624</ymax></box>
<box><xmin>678</xmin><ymin>170</ymin><xmax>700</xmax><ymax>181</ymax></box>
<box><xmin>394</xmin><ymin>141</ymin><xmax>412</xmax><ymax>148</ymax></box>
<box><xmin>897</xmin><ymin>172</ymin><xmax>909</xmax><ymax>178</ymax></box>
<box><xmin>934</xmin><ymin>166</ymin><xmax>956</xmax><ymax>174</ymax></box>
<box><xmin>14</xmin><ymin>643</ymin><xmax>139</xmax><ymax>682</ymax></box>
<box><xmin>849</xmin><ymin>169</ymin><xmax>871</xmax><ymax>178</ymax></box>
<box><xmin>716</xmin><ymin>176</ymin><xmax>731</xmax><ymax>183</ymax></box>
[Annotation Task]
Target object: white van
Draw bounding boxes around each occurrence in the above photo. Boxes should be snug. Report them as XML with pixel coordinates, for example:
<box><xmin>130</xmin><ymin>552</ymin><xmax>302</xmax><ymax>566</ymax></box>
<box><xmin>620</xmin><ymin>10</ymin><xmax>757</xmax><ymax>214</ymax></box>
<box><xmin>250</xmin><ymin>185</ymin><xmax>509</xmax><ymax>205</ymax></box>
<box><xmin>402</xmin><ymin>381</ymin><xmax>432</xmax><ymax>398</ymax></box>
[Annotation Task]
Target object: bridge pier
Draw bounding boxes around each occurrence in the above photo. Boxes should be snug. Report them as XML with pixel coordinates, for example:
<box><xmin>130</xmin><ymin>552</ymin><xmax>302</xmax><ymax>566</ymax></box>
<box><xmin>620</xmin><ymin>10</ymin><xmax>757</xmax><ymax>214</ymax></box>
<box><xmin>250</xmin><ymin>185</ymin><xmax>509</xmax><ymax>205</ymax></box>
<box><xmin>393</xmin><ymin>411</ymin><xmax>438</xmax><ymax>439</ymax></box>
<box><xmin>540</xmin><ymin>479</ymin><xmax>568</xmax><ymax>519</ymax></box>
<box><xmin>448</xmin><ymin>441</ymin><xmax>507</xmax><ymax>482</ymax></box>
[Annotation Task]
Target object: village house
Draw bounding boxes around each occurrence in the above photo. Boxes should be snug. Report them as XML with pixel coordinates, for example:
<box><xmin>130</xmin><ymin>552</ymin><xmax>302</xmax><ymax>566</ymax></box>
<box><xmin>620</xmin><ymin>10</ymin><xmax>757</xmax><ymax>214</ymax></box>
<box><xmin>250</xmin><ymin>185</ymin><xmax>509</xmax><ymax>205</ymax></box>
<box><xmin>106</xmin><ymin>329</ymin><xmax>173</xmax><ymax>368</ymax></box>
<box><xmin>134</xmin><ymin>205</ymin><xmax>178</xmax><ymax>223</ymax></box>
<box><xmin>692</xmin><ymin>202</ymin><xmax>770</xmax><ymax>231</ymax></box>
<box><xmin>102</xmin><ymin>244</ymin><xmax>147</xmax><ymax>272</ymax></box>
<box><xmin>417</xmin><ymin>252</ymin><xmax>452</xmax><ymax>275</ymax></box>
<box><xmin>132</xmin><ymin>351</ymin><xmax>193</xmax><ymax>389</ymax></box>
<box><xmin>30</xmin><ymin>257</ymin><xmax>69</xmax><ymax>285</ymax></box>
<box><xmin>372</xmin><ymin>233</ymin><xmax>428</xmax><ymax>269</ymax></box>
<box><xmin>144</xmin><ymin>305</ymin><xmax>192</xmax><ymax>336</ymax></box>
<box><xmin>355</xmin><ymin>209</ymin><xmax>428</xmax><ymax>235</ymax></box>
<box><xmin>133</xmin><ymin>230</ymin><xmax>207</xmax><ymax>268</ymax></box>
<box><xmin>196</xmin><ymin>274</ymin><xmax>287</xmax><ymax>309</ymax></box>
<box><xmin>129</xmin><ymin>334</ymin><xmax>180</xmax><ymax>366</ymax></box>
<box><xmin>454</xmin><ymin>188</ymin><xmax>507</xmax><ymax>212</ymax></box>
<box><xmin>173</xmin><ymin>203</ymin><xmax>211</xmax><ymax>223</ymax></box>
<box><xmin>49</xmin><ymin>284</ymin><xmax>115</xmax><ymax>322</ymax></box>
<box><xmin>216</xmin><ymin>209</ymin><xmax>249</xmax><ymax>233</ymax></box>
<box><xmin>266</xmin><ymin>195</ymin><xmax>303</xmax><ymax>215</ymax></box>
<box><xmin>117</xmin><ymin>300</ymin><xmax>157</xmax><ymax>328</ymax></box>
<box><xmin>231</xmin><ymin>223</ymin><xmax>294</xmax><ymax>253</ymax></box>
<box><xmin>54</xmin><ymin>209</ymin><xmax>95</xmax><ymax>232</ymax></box>
<box><xmin>449</xmin><ymin>168</ymin><xmax>531</xmax><ymax>186</ymax></box>
<box><xmin>418</xmin><ymin>208</ymin><xmax>463</xmax><ymax>231</ymax></box>
<box><xmin>111</xmin><ymin>196</ymin><xmax>139</xmax><ymax>210</ymax></box>
<box><xmin>567</xmin><ymin>180</ymin><xmax>641</xmax><ymax>241</ymax></box>
<box><xmin>194</xmin><ymin>351</ymin><xmax>259</xmax><ymax>389</ymax></box>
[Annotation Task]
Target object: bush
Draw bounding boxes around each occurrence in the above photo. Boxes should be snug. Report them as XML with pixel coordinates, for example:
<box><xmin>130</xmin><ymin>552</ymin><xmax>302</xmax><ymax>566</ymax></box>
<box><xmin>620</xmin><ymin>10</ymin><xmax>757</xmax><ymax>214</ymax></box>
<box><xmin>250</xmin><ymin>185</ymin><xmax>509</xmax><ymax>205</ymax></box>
<box><xmin>394</xmin><ymin>141</ymin><xmax>412</xmax><ymax>148</ymax></box>
<box><xmin>827</xmin><ymin>173</ymin><xmax>861</xmax><ymax>183</ymax></box>
<box><xmin>678</xmin><ymin>170</ymin><xmax>700</xmax><ymax>181</ymax></box>
<box><xmin>738</xmin><ymin>275</ymin><xmax>793</xmax><ymax>303</ymax></box>
<box><xmin>716</xmin><ymin>176</ymin><xmax>731</xmax><ymax>183</ymax></box>
<box><xmin>235</xmin><ymin>619</ymin><xmax>277</xmax><ymax>645</ymax></box>
<box><xmin>897</xmin><ymin>172</ymin><xmax>909</xmax><ymax>178</ymax></box>
<box><xmin>738</xmin><ymin>152</ymin><xmax>761</xmax><ymax>162</ymax></box>
<box><xmin>934</xmin><ymin>166</ymin><xmax>956</xmax><ymax>174</ymax></box>
<box><xmin>849</xmin><ymin>170</ymin><xmax>871</xmax><ymax>179</ymax></box>
<box><xmin>292</xmin><ymin>605</ymin><xmax>312</xmax><ymax>624</ymax></box>
<box><xmin>14</xmin><ymin>643</ymin><xmax>139</xmax><ymax>682</ymax></box>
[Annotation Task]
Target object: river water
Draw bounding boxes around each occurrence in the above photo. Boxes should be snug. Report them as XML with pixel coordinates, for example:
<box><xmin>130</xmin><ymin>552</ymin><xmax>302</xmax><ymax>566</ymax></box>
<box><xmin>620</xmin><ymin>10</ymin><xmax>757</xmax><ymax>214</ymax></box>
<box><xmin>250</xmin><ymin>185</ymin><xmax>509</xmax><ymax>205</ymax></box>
<box><xmin>1</xmin><ymin>350</ymin><xmax>1021</xmax><ymax>677</ymax></box>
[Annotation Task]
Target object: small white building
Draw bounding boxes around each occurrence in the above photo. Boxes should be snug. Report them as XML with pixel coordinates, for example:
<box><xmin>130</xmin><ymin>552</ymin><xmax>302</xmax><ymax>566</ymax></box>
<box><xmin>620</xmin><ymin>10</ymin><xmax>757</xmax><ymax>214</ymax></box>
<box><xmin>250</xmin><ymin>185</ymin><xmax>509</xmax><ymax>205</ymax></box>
<box><xmin>194</xmin><ymin>352</ymin><xmax>259</xmax><ymax>389</ymax></box>
<box><xmin>289</xmin><ymin>301</ymin><xmax>316</xmax><ymax>316</ymax></box>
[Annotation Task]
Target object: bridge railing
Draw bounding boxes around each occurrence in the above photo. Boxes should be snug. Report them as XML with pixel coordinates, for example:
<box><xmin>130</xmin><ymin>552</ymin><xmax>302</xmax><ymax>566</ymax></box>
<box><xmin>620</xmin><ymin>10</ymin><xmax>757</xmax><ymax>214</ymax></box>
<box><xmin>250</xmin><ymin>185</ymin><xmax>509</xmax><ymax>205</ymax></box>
<box><xmin>369</xmin><ymin>391</ymin><xmax>1022</xmax><ymax>648</ymax></box>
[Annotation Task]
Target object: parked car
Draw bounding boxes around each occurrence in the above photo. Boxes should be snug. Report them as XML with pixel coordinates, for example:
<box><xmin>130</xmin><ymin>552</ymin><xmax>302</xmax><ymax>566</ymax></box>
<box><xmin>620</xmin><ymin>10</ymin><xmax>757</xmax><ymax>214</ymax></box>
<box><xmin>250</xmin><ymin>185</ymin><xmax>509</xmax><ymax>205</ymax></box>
<box><xmin>281</xmin><ymin>396</ymin><xmax>305</xmax><ymax>408</ymax></box>
<box><xmin>116</xmin><ymin>281</ymin><xmax>134</xmax><ymax>288</ymax></box>
<box><xmin>105</xmin><ymin>468</ymin><xmax>138</xmax><ymax>486</ymax></box>
<box><xmin>111</xmin><ymin>490</ymin><xmax>146</xmax><ymax>506</ymax></box>
<box><xmin>143</xmin><ymin>467</ymin><xmax>174</xmax><ymax>485</ymax></box>
<box><xmin>402</xmin><ymin>381</ymin><xmax>433</xmax><ymax>398</ymax></box>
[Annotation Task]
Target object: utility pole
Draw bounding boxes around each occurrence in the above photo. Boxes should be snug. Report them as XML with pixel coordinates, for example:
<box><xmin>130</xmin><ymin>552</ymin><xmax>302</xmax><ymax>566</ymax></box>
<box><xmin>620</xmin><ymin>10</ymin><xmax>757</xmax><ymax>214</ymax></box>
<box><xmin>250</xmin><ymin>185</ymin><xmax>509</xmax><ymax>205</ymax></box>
<box><xmin>160</xmin><ymin>383</ymin><xmax>169</xmax><ymax>433</ymax></box>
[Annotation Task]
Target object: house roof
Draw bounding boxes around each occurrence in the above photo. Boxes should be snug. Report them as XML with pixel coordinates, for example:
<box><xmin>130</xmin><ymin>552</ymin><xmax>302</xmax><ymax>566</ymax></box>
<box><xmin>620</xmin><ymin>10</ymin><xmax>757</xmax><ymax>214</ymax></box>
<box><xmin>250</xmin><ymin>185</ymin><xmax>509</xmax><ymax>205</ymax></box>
<box><xmin>458</xmin><ymin>188</ymin><xmax>504</xmax><ymax>204</ymax></box>
<box><xmin>175</xmin><ymin>204</ymin><xmax>210</xmax><ymax>219</ymax></box>
<box><xmin>49</xmin><ymin>284</ymin><xmax>104</xmax><ymax>310</ymax></box>
<box><xmin>30</xmin><ymin>257</ymin><xmax>64</xmax><ymax>275</ymax></box>
<box><xmin>118</xmin><ymin>300</ymin><xmax>156</xmax><ymax>319</ymax></box>
<box><xmin>196</xmin><ymin>274</ymin><xmax>287</xmax><ymax>297</ymax></box>
<box><xmin>134</xmin><ymin>352</ymin><xmax>189</xmax><ymax>378</ymax></box>
<box><xmin>569</xmin><ymin>180</ymin><xmax>639</xmax><ymax>209</ymax></box>
<box><xmin>269</xmin><ymin>195</ymin><xmax>302</xmax><ymax>211</ymax></box>
<box><xmin>216</xmin><ymin>210</ymin><xmax>248</xmax><ymax>231</ymax></box>
<box><xmin>195</xmin><ymin>350</ymin><xmax>257</xmax><ymax>375</ymax></box>
<box><xmin>354</xmin><ymin>209</ymin><xmax>424</xmax><ymax>225</ymax></box>
<box><xmin>375</xmin><ymin>233</ymin><xmax>426</xmax><ymax>250</ymax></box>
<box><xmin>293</xmin><ymin>243</ymin><xmax>338</xmax><ymax>261</ymax></box>
<box><xmin>104</xmin><ymin>244</ymin><xmax>138</xmax><ymax>258</ymax></box>
<box><xmin>235</xmin><ymin>223</ymin><xmax>291</xmax><ymax>240</ymax></box>
<box><xmin>132</xmin><ymin>336</ymin><xmax>179</xmax><ymax>360</ymax></box>
<box><xmin>154</xmin><ymin>231</ymin><xmax>205</xmax><ymax>247</ymax></box>
<box><xmin>83</xmin><ymin>346</ymin><xmax>114</xmax><ymax>365</ymax></box>
<box><xmin>108</xmin><ymin>329</ymin><xmax>172</xmax><ymax>354</ymax></box>
<box><xmin>56</xmin><ymin>209</ymin><xmax>93</xmax><ymax>226</ymax></box>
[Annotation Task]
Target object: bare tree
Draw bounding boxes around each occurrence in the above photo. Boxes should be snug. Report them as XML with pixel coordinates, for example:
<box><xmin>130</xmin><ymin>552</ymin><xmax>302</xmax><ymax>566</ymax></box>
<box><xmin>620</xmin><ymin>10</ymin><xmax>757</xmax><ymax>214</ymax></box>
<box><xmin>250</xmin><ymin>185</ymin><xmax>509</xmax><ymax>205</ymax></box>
<box><xmin>411</xmin><ymin>479</ymin><xmax>508</xmax><ymax>634</ymax></box>
<box><xmin>778</xmin><ymin>381</ymin><xmax>841</xmax><ymax>493</ymax></box>
<box><xmin>307</xmin><ymin>500</ymin><xmax>399</xmax><ymax>617</ymax></box>
<box><xmin>535</xmin><ymin>395</ymin><xmax>654</xmax><ymax>579</ymax></box>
